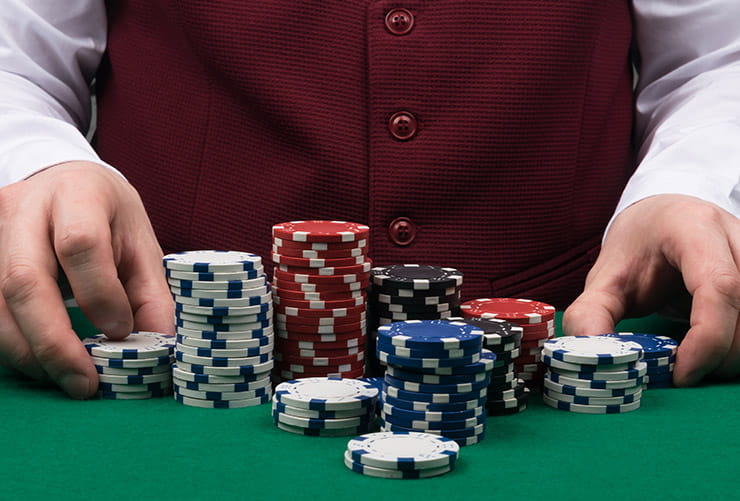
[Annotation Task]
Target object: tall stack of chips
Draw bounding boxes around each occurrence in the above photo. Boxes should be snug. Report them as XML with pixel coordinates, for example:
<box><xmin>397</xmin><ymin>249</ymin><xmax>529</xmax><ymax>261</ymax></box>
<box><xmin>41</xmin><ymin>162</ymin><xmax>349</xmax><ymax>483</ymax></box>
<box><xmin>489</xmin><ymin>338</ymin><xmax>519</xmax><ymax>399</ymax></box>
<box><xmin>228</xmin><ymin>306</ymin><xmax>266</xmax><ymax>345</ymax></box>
<box><xmin>271</xmin><ymin>221</ymin><xmax>371</xmax><ymax>381</ymax></box>
<box><xmin>163</xmin><ymin>250</ymin><xmax>274</xmax><ymax>408</ymax></box>
<box><xmin>460</xmin><ymin>298</ymin><xmax>556</xmax><ymax>387</ymax></box>
<box><xmin>541</xmin><ymin>336</ymin><xmax>645</xmax><ymax>414</ymax></box>
<box><xmin>600</xmin><ymin>333</ymin><xmax>677</xmax><ymax>389</ymax></box>
<box><xmin>83</xmin><ymin>331</ymin><xmax>175</xmax><ymax>399</ymax></box>
<box><xmin>344</xmin><ymin>431</ymin><xmax>459</xmax><ymax>479</ymax></box>
<box><xmin>448</xmin><ymin>317</ymin><xmax>529</xmax><ymax>415</ymax></box>
<box><xmin>272</xmin><ymin>377</ymin><xmax>378</xmax><ymax>436</ymax></box>
<box><xmin>375</xmin><ymin>320</ymin><xmax>491</xmax><ymax>446</ymax></box>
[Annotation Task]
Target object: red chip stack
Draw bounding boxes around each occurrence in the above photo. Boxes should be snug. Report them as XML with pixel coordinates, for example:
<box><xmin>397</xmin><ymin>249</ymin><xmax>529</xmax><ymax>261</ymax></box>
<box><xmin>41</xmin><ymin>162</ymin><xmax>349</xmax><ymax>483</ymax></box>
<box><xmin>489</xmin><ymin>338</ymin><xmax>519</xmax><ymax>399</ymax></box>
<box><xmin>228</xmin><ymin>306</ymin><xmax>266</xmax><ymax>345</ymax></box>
<box><xmin>459</xmin><ymin>298</ymin><xmax>556</xmax><ymax>388</ymax></box>
<box><xmin>270</xmin><ymin>221</ymin><xmax>371</xmax><ymax>382</ymax></box>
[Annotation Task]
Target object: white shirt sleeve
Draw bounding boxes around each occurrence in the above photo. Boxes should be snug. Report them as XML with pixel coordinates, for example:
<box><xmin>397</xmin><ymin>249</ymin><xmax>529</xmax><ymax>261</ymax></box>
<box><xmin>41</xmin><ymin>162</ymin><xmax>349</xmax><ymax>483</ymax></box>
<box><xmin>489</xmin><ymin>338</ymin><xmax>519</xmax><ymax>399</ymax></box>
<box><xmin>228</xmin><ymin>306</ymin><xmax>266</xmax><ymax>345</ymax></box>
<box><xmin>0</xmin><ymin>0</ymin><xmax>110</xmax><ymax>187</ymax></box>
<box><xmin>611</xmin><ymin>0</ymin><xmax>740</xmax><ymax>228</ymax></box>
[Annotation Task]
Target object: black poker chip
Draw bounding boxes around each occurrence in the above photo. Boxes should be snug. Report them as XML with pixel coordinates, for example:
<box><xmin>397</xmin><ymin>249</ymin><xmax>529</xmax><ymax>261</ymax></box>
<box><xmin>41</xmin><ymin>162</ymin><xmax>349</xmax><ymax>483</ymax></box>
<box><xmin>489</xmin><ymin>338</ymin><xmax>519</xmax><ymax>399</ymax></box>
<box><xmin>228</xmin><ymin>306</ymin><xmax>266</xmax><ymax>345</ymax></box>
<box><xmin>448</xmin><ymin>316</ymin><xmax>523</xmax><ymax>346</ymax></box>
<box><xmin>371</xmin><ymin>265</ymin><xmax>463</xmax><ymax>291</ymax></box>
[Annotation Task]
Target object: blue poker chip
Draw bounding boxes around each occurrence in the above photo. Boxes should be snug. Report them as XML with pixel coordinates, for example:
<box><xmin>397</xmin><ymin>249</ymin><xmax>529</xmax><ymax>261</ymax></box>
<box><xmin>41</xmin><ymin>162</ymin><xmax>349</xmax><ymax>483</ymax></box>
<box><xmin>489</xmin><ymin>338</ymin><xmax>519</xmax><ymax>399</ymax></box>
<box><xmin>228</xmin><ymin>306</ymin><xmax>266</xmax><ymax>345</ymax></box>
<box><xmin>643</xmin><ymin>355</ymin><xmax>676</xmax><ymax>368</ymax></box>
<box><xmin>382</xmin><ymin>383</ymin><xmax>487</xmax><ymax>404</ymax></box>
<box><xmin>383</xmin><ymin>373</ymin><xmax>490</xmax><ymax>395</ymax></box>
<box><xmin>379</xmin><ymin>419</ymin><xmax>485</xmax><ymax>439</ymax></box>
<box><xmin>400</xmin><ymin>349</ymin><xmax>496</xmax><ymax>376</ymax></box>
<box><xmin>376</xmin><ymin>320</ymin><xmax>483</xmax><ymax>351</ymax></box>
<box><xmin>375</xmin><ymin>338</ymin><xmax>482</xmax><ymax>359</ymax></box>
<box><xmin>357</xmin><ymin>377</ymin><xmax>384</xmax><ymax>393</ymax></box>
<box><xmin>163</xmin><ymin>250</ymin><xmax>263</xmax><ymax>272</ymax></box>
<box><xmin>377</xmin><ymin>350</ymin><xmax>481</xmax><ymax>370</ymax></box>
<box><xmin>382</xmin><ymin>411</ymin><xmax>486</xmax><ymax>431</ymax></box>
<box><xmin>381</xmin><ymin>391</ymin><xmax>487</xmax><ymax>412</ymax></box>
<box><xmin>385</xmin><ymin>365</ymin><xmax>489</xmax><ymax>386</ymax></box>
<box><xmin>600</xmin><ymin>332</ymin><xmax>678</xmax><ymax>359</ymax></box>
<box><xmin>647</xmin><ymin>363</ymin><xmax>674</xmax><ymax>376</ymax></box>
<box><xmin>644</xmin><ymin>372</ymin><xmax>673</xmax><ymax>384</ymax></box>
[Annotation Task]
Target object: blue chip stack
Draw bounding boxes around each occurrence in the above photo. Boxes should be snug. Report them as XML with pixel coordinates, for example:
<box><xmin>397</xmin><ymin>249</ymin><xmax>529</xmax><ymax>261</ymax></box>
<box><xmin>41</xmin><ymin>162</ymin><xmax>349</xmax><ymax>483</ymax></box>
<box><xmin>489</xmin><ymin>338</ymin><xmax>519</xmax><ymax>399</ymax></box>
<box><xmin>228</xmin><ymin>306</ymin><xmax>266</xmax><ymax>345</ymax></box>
<box><xmin>162</xmin><ymin>250</ymin><xmax>274</xmax><ymax>408</ymax></box>
<box><xmin>541</xmin><ymin>336</ymin><xmax>645</xmax><ymax>414</ymax></box>
<box><xmin>83</xmin><ymin>331</ymin><xmax>175</xmax><ymax>399</ymax></box>
<box><xmin>272</xmin><ymin>377</ymin><xmax>378</xmax><ymax>436</ymax></box>
<box><xmin>600</xmin><ymin>333</ymin><xmax>678</xmax><ymax>389</ymax></box>
<box><xmin>375</xmin><ymin>320</ymin><xmax>492</xmax><ymax>446</ymax></box>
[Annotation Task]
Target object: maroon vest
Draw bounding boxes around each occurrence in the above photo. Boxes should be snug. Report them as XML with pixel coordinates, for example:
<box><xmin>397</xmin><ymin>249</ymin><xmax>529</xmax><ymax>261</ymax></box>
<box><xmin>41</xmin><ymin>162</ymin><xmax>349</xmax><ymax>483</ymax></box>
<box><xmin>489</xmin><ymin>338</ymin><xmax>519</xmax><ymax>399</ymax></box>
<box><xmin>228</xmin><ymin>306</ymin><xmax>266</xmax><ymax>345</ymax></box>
<box><xmin>96</xmin><ymin>1</ymin><xmax>634</xmax><ymax>308</ymax></box>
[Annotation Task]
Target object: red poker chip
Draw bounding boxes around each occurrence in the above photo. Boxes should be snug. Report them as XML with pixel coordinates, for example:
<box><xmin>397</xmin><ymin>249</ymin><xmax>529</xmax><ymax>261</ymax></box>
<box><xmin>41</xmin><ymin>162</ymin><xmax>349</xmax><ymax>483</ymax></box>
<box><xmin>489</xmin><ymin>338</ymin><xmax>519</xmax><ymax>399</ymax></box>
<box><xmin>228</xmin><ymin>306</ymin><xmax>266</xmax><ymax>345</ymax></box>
<box><xmin>277</xmin><ymin>343</ymin><xmax>363</xmax><ymax>359</ymax></box>
<box><xmin>274</xmin><ymin>359</ymin><xmax>365</xmax><ymax>374</ymax></box>
<box><xmin>275</xmin><ymin>321</ymin><xmax>367</xmax><ymax>335</ymax></box>
<box><xmin>272</xmin><ymin>278</ymin><xmax>369</xmax><ymax>293</ymax></box>
<box><xmin>521</xmin><ymin>329</ymin><xmax>556</xmax><ymax>342</ymax></box>
<box><xmin>273</xmin><ymin>294</ymin><xmax>365</xmax><ymax>310</ymax></box>
<box><xmin>275</xmin><ymin>350</ymin><xmax>365</xmax><ymax>365</ymax></box>
<box><xmin>271</xmin><ymin>244</ymin><xmax>367</xmax><ymax>260</ymax></box>
<box><xmin>518</xmin><ymin>320</ymin><xmax>555</xmax><ymax>333</ymax></box>
<box><xmin>273</xmin><ymin>287</ymin><xmax>365</xmax><ymax>302</ymax></box>
<box><xmin>276</xmin><ymin>329</ymin><xmax>367</xmax><ymax>343</ymax></box>
<box><xmin>520</xmin><ymin>338</ymin><xmax>548</xmax><ymax>349</ymax></box>
<box><xmin>272</xmin><ymin>252</ymin><xmax>369</xmax><ymax>269</ymax></box>
<box><xmin>276</xmin><ymin>260</ymin><xmax>372</xmax><ymax>276</ymax></box>
<box><xmin>272</xmin><ymin>237</ymin><xmax>369</xmax><ymax>252</ymax></box>
<box><xmin>272</xmin><ymin>220</ymin><xmax>370</xmax><ymax>243</ymax></box>
<box><xmin>275</xmin><ymin>303</ymin><xmax>366</xmax><ymax>318</ymax></box>
<box><xmin>515</xmin><ymin>354</ymin><xmax>541</xmax><ymax>365</ymax></box>
<box><xmin>274</xmin><ymin>269</ymin><xmax>371</xmax><ymax>285</ymax></box>
<box><xmin>460</xmin><ymin>298</ymin><xmax>556</xmax><ymax>324</ymax></box>
<box><xmin>275</xmin><ymin>334</ymin><xmax>367</xmax><ymax>351</ymax></box>
<box><xmin>276</xmin><ymin>366</ymin><xmax>365</xmax><ymax>381</ymax></box>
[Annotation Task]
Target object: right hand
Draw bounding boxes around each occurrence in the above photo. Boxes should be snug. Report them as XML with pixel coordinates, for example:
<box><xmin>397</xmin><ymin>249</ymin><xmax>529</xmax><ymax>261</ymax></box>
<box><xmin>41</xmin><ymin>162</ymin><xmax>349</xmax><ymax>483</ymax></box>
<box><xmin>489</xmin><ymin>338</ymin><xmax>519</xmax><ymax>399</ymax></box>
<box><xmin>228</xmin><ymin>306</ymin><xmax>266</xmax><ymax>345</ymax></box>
<box><xmin>0</xmin><ymin>161</ymin><xmax>174</xmax><ymax>398</ymax></box>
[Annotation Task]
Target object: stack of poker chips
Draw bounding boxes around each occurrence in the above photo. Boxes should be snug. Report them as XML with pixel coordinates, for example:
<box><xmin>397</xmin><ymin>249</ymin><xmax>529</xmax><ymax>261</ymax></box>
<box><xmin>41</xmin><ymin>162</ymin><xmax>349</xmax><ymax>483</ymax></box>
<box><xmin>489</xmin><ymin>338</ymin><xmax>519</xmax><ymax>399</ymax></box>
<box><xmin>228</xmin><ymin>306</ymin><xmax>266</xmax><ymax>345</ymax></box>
<box><xmin>368</xmin><ymin>264</ymin><xmax>463</xmax><ymax>374</ymax></box>
<box><xmin>460</xmin><ymin>298</ymin><xmax>556</xmax><ymax>387</ymax></box>
<box><xmin>83</xmin><ymin>332</ymin><xmax>175</xmax><ymax>399</ymax></box>
<box><xmin>272</xmin><ymin>377</ymin><xmax>378</xmax><ymax>436</ymax></box>
<box><xmin>449</xmin><ymin>317</ymin><xmax>529</xmax><ymax>415</ymax></box>
<box><xmin>541</xmin><ymin>336</ymin><xmax>645</xmax><ymax>414</ymax></box>
<box><xmin>601</xmin><ymin>333</ymin><xmax>677</xmax><ymax>389</ymax></box>
<box><xmin>375</xmin><ymin>320</ymin><xmax>492</xmax><ymax>447</ymax></box>
<box><xmin>271</xmin><ymin>221</ymin><xmax>371</xmax><ymax>381</ymax></box>
<box><xmin>344</xmin><ymin>431</ymin><xmax>459</xmax><ymax>479</ymax></box>
<box><xmin>163</xmin><ymin>250</ymin><xmax>274</xmax><ymax>408</ymax></box>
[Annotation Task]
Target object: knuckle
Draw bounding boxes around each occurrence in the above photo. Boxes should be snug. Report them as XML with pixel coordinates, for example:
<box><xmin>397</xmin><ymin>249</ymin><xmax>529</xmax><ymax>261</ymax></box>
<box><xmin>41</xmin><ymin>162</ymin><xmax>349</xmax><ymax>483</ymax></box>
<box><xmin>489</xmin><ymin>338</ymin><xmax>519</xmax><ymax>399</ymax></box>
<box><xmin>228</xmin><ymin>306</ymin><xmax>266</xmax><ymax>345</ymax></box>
<box><xmin>709</xmin><ymin>269</ymin><xmax>740</xmax><ymax>303</ymax></box>
<box><xmin>55</xmin><ymin>224</ymin><xmax>100</xmax><ymax>263</ymax></box>
<box><xmin>30</xmin><ymin>339</ymin><xmax>64</xmax><ymax>368</ymax></box>
<box><xmin>0</xmin><ymin>262</ymin><xmax>41</xmax><ymax>306</ymax></box>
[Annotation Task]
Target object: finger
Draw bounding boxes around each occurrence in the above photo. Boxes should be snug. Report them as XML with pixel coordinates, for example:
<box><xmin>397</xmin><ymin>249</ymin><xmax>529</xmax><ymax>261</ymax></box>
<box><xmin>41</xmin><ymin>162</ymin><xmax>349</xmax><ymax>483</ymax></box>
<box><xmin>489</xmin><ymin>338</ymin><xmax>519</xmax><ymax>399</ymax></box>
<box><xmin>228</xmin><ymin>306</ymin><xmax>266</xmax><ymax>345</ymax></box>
<box><xmin>1</xmin><ymin>220</ymin><xmax>97</xmax><ymax>399</ymax></box>
<box><xmin>562</xmin><ymin>260</ymin><xmax>626</xmax><ymax>337</ymax></box>
<box><xmin>0</xmin><ymin>293</ymin><xmax>46</xmax><ymax>381</ymax></box>
<box><xmin>52</xmin><ymin>186</ymin><xmax>133</xmax><ymax>340</ymax></box>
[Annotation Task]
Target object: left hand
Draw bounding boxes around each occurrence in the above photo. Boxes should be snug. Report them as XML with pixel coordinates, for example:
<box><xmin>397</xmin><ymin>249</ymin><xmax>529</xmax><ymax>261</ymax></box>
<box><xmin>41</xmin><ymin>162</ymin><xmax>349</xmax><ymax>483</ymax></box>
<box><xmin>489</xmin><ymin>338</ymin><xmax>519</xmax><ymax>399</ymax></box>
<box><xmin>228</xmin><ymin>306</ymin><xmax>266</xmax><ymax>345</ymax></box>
<box><xmin>563</xmin><ymin>194</ymin><xmax>740</xmax><ymax>386</ymax></box>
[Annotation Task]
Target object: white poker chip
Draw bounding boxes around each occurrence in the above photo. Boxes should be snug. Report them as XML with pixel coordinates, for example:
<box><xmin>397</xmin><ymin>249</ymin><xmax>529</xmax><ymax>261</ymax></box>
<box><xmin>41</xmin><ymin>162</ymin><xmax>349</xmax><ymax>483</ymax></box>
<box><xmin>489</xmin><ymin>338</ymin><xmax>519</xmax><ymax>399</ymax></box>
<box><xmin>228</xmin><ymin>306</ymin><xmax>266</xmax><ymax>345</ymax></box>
<box><xmin>274</xmin><ymin>377</ymin><xmax>378</xmax><ymax>411</ymax></box>
<box><xmin>343</xmin><ymin>450</ymin><xmax>454</xmax><ymax>479</ymax></box>
<box><xmin>542</xmin><ymin>393</ymin><xmax>642</xmax><ymax>414</ymax></box>
<box><xmin>346</xmin><ymin>431</ymin><xmax>459</xmax><ymax>470</ymax></box>
<box><xmin>174</xmin><ymin>385</ymin><xmax>270</xmax><ymax>401</ymax></box>
<box><xmin>82</xmin><ymin>332</ymin><xmax>175</xmax><ymax>359</ymax></box>
<box><xmin>163</xmin><ymin>250</ymin><xmax>262</xmax><ymax>272</ymax></box>
<box><xmin>174</xmin><ymin>392</ymin><xmax>270</xmax><ymax>409</ymax></box>
<box><xmin>542</xmin><ymin>336</ymin><xmax>643</xmax><ymax>365</ymax></box>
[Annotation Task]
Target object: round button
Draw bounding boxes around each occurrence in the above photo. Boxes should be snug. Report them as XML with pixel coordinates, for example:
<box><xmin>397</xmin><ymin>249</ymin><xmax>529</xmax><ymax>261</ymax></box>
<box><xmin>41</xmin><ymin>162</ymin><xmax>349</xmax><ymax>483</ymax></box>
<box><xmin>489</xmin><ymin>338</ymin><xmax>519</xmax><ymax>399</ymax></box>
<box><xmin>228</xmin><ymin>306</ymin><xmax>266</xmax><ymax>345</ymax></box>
<box><xmin>388</xmin><ymin>111</ymin><xmax>418</xmax><ymax>141</ymax></box>
<box><xmin>385</xmin><ymin>8</ymin><xmax>414</xmax><ymax>36</ymax></box>
<box><xmin>388</xmin><ymin>217</ymin><xmax>417</xmax><ymax>246</ymax></box>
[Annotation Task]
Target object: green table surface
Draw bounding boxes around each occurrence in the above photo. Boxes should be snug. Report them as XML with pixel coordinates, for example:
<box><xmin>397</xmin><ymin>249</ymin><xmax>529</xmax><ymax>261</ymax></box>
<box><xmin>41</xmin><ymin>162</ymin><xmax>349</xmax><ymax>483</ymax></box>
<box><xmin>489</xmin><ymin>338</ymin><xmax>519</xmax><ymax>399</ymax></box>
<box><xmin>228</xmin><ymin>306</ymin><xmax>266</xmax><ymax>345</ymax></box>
<box><xmin>1</xmin><ymin>311</ymin><xmax>737</xmax><ymax>500</ymax></box>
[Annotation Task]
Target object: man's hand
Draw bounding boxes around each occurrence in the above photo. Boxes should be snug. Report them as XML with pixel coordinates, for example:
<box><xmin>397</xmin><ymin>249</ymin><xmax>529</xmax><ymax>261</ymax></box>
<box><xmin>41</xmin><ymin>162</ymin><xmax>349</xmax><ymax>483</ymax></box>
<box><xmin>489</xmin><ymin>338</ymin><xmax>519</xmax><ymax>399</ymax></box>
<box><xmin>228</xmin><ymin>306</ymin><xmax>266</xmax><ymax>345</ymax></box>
<box><xmin>564</xmin><ymin>194</ymin><xmax>740</xmax><ymax>387</ymax></box>
<box><xmin>0</xmin><ymin>161</ymin><xmax>174</xmax><ymax>398</ymax></box>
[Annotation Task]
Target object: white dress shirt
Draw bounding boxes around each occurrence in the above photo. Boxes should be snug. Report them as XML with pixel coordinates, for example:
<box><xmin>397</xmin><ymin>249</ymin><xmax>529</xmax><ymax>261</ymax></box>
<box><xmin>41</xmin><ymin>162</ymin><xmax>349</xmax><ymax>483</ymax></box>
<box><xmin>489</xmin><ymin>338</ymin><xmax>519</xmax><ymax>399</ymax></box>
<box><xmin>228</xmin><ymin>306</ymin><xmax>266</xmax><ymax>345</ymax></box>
<box><xmin>2</xmin><ymin>0</ymin><xmax>740</xmax><ymax>228</ymax></box>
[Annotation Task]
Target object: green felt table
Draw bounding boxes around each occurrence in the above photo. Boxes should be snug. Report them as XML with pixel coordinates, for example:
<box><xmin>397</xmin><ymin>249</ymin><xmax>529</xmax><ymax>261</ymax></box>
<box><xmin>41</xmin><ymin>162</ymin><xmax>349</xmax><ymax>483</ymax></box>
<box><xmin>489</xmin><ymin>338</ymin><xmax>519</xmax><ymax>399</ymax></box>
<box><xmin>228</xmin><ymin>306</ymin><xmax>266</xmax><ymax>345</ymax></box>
<box><xmin>1</xmin><ymin>310</ymin><xmax>738</xmax><ymax>500</ymax></box>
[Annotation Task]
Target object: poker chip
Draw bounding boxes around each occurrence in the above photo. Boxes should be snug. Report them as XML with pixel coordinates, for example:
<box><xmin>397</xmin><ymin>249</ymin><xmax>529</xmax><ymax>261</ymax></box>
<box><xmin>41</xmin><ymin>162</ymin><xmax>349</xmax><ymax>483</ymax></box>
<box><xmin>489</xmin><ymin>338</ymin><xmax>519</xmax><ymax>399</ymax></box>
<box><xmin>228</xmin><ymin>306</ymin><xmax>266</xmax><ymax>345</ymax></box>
<box><xmin>346</xmin><ymin>431</ymin><xmax>459</xmax><ymax>472</ymax></box>
<box><xmin>381</xmin><ymin>392</ymin><xmax>488</xmax><ymax>413</ymax></box>
<box><xmin>542</xmin><ymin>376</ymin><xmax>643</xmax><ymax>398</ymax></box>
<box><xmin>174</xmin><ymin>392</ymin><xmax>271</xmax><ymax>409</ymax></box>
<box><xmin>272</xmin><ymin>400</ymin><xmax>371</xmax><ymax>419</ymax></box>
<box><xmin>176</xmin><ymin>326</ymin><xmax>273</xmax><ymax>341</ymax></box>
<box><xmin>383</xmin><ymin>373</ymin><xmax>489</xmax><ymax>395</ymax></box>
<box><xmin>543</xmin><ymin>387</ymin><xmax>642</xmax><ymax>406</ymax></box>
<box><xmin>276</xmin><ymin>421</ymin><xmax>374</xmax><ymax>438</ymax></box>
<box><xmin>385</xmin><ymin>365</ymin><xmax>489</xmax><ymax>386</ymax></box>
<box><xmin>371</xmin><ymin>265</ymin><xmax>463</xmax><ymax>291</ymax></box>
<box><xmin>277</xmin><ymin>367</ymin><xmax>366</xmax><ymax>380</ymax></box>
<box><xmin>543</xmin><ymin>336</ymin><xmax>643</xmax><ymax>365</ymax></box>
<box><xmin>272</xmin><ymin>220</ymin><xmax>370</xmax><ymax>243</ymax></box>
<box><xmin>547</xmin><ymin>371</ymin><xmax>645</xmax><ymax>389</ymax></box>
<box><xmin>175</xmin><ymin>359</ymin><xmax>274</xmax><ymax>377</ymax></box>
<box><xmin>90</xmin><ymin>354</ymin><xmax>173</xmax><ymax>369</ymax></box>
<box><xmin>173</xmin><ymin>376</ymin><xmax>271</xmax><ymax>393</ymax></box>
<box><xmin>99</xmin><ymin>390</ymin><xmax>170</xmax><ymax>400</ymax></box>
<box><xmin>460</xmin><ymin>298</ymin><xmax>555</xmax><ymax>324</ymax></box>
<box><xmin>175</xmin><ymin>301</ymin><xmax>272</xmax><ymax>317</ymax></box>
<box><xmin>176</xmin><ymin>333</ymin><xmax>273</xmax><ymax>350</ymax></box>
<box><xmin>542</xmin><ymin>393</ymin><xmax>641</xmax><ymax>414</ymax></box>
<box><xmin>377</xmin><ymin>350</ymin><xmax>481</xmax><ymax>370</ymax></box>
<box><xmin>172</xmin><ymin>365</ymin><xmax>268</xmax><ymax>384</ymax></box>
<box><xmin>273</xmin><ymin>377</ymin><xmax>378</xmax><ymax>411</ymax></box>
<box><xmin>273</xmin><ymin>236</ymin><xmax>368</xmax><ymax>251</ymax></box>
<box><xmin>165</xmin><ymin>267</ymin><xmax>264</xmax><ymax>281</ymax></box>
<box><xmin>272</xmin><ymin>244</ymin><xmax>366</xmax><ymax>259</ymax></box>
<box><xmin>343</xmin><ymin>450</ymin><xmax>454</xmax><ymax>479</ymax></box>
<box><xmin>273</xmin><ymin>409</ymin><xmax>374</xmax><ymax>430</ymax></box>
<box><xmin>376</xmin><ymin>320</ymin><xmax>483</xmax><ymax>351</ymax></box>
<box><xmin>599</xmin><ymin>332</ymin><xmax>678</xmax><ymax>389</ymax></box>
<box><xmin>175</xmin><ymin>385</ymin><xmax>270</xmax><ymax>401</ymax></box>
<box><xmin>174</xmin><ymin>292</ymin><xmax>273</xmax><ymax>308</ymax></box>
<box><xmin>83</xmin><ymin>332</ymin><xmax>175</xmax><ymax>359</ymax></box>
<box><xmin>95</xmin><ymin>364</ymin><xmax>170</xmax><ymax>376</ymax></box>
<box><xmin>171</xmin><ymin>284</ymin><xmax>271</xmax><ymax>299</ymax></box>
<box><xmin>163</xmin><ymin>250</ymin><xmax>263</xmax><ymax>273</ymax></box>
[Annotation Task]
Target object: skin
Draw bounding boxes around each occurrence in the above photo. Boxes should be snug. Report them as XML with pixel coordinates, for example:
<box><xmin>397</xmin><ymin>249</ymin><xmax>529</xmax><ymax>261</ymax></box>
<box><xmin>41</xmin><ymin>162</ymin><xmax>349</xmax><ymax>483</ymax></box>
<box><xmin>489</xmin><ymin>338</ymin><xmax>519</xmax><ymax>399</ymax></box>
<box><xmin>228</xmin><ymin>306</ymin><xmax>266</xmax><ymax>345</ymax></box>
<box><xmin>0</xmin><ymin>163</ymin><xmax>736</xmax><ymax>396</ymax></box>
<box><xmin>564</xmin><ymin>194</ymin><xmax>740</xmax><ymax>387</ymax></box>
<box><xmin>0</xmin><ymin>161</ymin><xmax>173</xmax><ymax>399</ymax></box>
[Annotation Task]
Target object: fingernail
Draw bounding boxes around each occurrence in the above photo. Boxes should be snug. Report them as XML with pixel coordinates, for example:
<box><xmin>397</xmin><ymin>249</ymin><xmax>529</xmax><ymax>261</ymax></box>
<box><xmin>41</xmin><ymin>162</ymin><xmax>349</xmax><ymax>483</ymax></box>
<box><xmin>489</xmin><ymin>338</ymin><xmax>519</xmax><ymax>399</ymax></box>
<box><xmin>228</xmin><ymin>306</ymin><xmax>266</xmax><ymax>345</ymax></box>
<box><xmin>60</xmin><ymin>373</ymin><xmax>92</xmax><ymax>399</ymax></box>
<box><xmin>101</xmin><ymin>320</ymin><xmax>131</xmax><ymax>338</ymax></box>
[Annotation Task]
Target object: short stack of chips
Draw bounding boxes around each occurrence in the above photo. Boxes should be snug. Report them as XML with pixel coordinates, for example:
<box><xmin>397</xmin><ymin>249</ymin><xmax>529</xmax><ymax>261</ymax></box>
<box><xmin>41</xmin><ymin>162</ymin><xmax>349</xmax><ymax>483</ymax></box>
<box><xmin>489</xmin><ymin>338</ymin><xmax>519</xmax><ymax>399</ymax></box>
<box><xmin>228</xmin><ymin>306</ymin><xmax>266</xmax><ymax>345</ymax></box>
<box><xmin>368</xmin><ymin>264</ymin><xmax>464</xmax><ymax>374</ymax></box>
<box><xmin>272</xmin><ymin>377</ymin><xmax>378</xmax><ymax>436</ymax></box>
<box><xmin>448</xmin><ymin>317</ymin><xmax>529</xmax><ymax>415</ymax></box>
<box><xmin>541</xmin><ymin>336</ymin><xmax>645</xmax><ymax>414</ymax></box>
<box><xmin>460</xmin><ymin>298</ymin><xmax>556</xmax><ymax>387</ymax></box>
<box><xmin>375</xmin><ymin>320</ymin><xmax>491</xmax><ymax>446</ymax></box>
<box><xmin>163</xmin><ymin>250</ymin><xmax>274</xmax><ymax>408</ymax></box>
<box><xmin>271</xmin><ymin>221</ymin><xmax>371</xmax><ymax>381</ymax></box>
<box><xmin>601</xmin><ymin>333</ymin><xmax>677</xmax><ymax>389</ymax></box>
<box><xmin>83</xmin><ymin>332</ymin><xmax>175</xmax><ymax>399</ymax></box>
<box><xmin>344</xmin><ymin>431</ymin><xmax>459</xmax><ymax>479</ymax></box>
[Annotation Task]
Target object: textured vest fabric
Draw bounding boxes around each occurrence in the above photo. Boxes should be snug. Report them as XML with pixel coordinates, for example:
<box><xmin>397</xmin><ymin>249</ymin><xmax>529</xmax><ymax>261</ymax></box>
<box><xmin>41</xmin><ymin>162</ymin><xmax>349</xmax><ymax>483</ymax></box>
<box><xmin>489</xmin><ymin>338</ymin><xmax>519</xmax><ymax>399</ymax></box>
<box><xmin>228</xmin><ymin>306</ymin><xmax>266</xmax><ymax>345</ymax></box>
<box><xmin>96</xmin><ymin>0</ymin><xmax>634</xmax><ymax>308</ymax></box>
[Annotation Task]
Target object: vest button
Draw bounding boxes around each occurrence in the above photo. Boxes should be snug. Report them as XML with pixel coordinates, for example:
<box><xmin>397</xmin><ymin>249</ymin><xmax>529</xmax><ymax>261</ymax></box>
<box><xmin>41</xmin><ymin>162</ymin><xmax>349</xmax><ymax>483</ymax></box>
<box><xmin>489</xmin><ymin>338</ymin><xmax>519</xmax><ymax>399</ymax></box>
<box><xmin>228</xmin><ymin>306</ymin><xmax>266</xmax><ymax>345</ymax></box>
<box><xmin>389</xmin><ymin>217</ymin><xmax>417</xmax><ymax>246</ymax></box>
<box><xmin>385</xmin><ymin>8</ymin><xmax>414</xmax><ymax>36</ymax></box>
<box><xmin>388</xmin><ymin>111</ymin><xmax>418</xmax><ymax>141</ymax></box>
